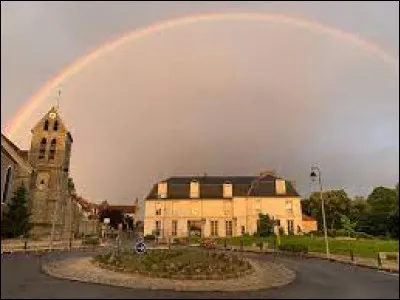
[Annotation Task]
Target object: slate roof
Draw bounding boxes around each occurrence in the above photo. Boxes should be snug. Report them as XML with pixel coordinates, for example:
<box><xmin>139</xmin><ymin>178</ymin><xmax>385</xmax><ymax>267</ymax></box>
<box><xmin>146</xmin><ymin>175</ymin><xmax>300</xmax><ymax>199</ymax></box>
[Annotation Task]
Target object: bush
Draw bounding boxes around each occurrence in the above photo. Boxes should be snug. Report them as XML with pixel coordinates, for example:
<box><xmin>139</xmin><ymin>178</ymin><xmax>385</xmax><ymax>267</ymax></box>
<box><xmin>279</xmin><ymin>227</ymin><xmax>285</xmax><ymax>236</ymax></box>
<box><xmin>352</xmin><ymin>232</ymin><xmax>374</xmax><ymax>239</ymax></box>
<box><xmin>278</xmin><ymin>243</ymin><xmax>308</xmax><ymax>254</ymax></box>
<box><xmin>144</xmin><ymin>234</ymin><xmax>156</xmax><ymax>242</ymax></box>
<box><xmin>83</xmin><ymin>236</ymin><xmax>100</xmax><ymax>246</ymax></box>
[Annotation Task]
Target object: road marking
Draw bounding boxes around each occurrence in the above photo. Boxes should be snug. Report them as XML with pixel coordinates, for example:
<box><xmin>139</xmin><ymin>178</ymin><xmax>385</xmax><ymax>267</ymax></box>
<box><xmin>378</xmin><ymin>271</ymin><xmax>399</xmax><ymax>277</ymax></box>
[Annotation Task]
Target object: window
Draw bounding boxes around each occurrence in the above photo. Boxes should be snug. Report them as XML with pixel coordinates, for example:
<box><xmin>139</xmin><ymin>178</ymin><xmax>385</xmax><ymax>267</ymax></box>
<box><xmin>53</xmin><ymin>120</ymin><xmax>59</xmax><ymax>131</ymax></box>
<box><xmin>44</xmin><ymin>120</ymin><xmax>49</xmax><ymax>131</ymax></box>
<box><xmin>285</xmin><ymin>200</ymin><xmax>293</xmax><ymax>212</ymax></box>
<box><xmin>39</xmin><ymin>138</ymin><xmax>47</xmax><ymax>159</ymax></box>
<box><xmin>210</xmin><ymin>221</ymin><xmax>218</xmax><ymax>236</ymax></box>
<box><xmin>241</xmin><ymin>226</ymin><xmax>246</xmax><ymax>235</ymax></box>
<box><xmin>155</xmin><ymin>208</ymin><xmax>161</xmax><ymax>215</ymax></box>
<box><xmin>275</xmin><ymin>219</ymin><xmax>281</xmax><ymax>227</ymax></box>
<box><xmin>225</xmin><ymin>221</ymin><xmax>232</xmax><ymax>236</ymax></box>
<box><xmin>155</xmin><ymin>221</ymin><xmax>161</xmax><ymax>236</ymax></box>
<box><xmin>49</xmin><ymin>138</ymin><xmax>56</xmax><ymax>161</ymax></box>
<box><xmin>287</xmin><ymin>220</ymin><xmax>294</xmax><ymax>235</ymax></box>
<box><xmin>172</xmin><ymin>220</ymin><xmax>178</xmax><ymax>236</ymax></box>
<box><xmin>2</xmin><ymin>167</ymin><xmax>13</xmax><ymax>204</ymax></box>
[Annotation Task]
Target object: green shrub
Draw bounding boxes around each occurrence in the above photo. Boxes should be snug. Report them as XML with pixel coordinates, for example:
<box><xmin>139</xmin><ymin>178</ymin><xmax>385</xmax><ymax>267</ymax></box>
<box><xmin>83</xmin><ymin>236</ymin><xmax>100</xmax><ymax>246</ymax></box>
<box><xmin>144</xmin><ymin>234</ymin><xmax>156</xmax><ymax>242</ymax></box>
<box><xmin>278</xmin><ymin>243</ymin><xmax>308</xmax><ymax>254</ymax></box>
<box><xmin>279</xmin><ymin>227</ymin><xmax>285</xmax><ymax>236</ymax></box>
<box><xmin>352</xmin><ymin>232</ymin><xmax>374</xmax><ymax>239</ymax></box>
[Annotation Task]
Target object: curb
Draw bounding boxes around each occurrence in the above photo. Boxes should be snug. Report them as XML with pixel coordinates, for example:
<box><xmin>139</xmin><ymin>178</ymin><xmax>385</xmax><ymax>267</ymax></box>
<box><xmin>215</xmin><ymin>247</ymin><xmax>399</xmax><ymax>274</ymax></box>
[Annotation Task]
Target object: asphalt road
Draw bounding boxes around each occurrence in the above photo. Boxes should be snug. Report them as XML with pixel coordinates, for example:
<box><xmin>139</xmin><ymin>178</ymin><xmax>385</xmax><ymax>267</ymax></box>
<box><xmin>1</xmin><ymin>251</ymin><xmax>398</xmax><ymax>299</ymax></box>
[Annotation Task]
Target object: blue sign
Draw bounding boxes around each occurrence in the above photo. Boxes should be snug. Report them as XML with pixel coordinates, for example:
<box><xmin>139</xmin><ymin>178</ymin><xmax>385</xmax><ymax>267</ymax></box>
<box><xmin>135</xmin><ymin>242</ymin><xmax>147</xmax><ymax>254</ymax></box>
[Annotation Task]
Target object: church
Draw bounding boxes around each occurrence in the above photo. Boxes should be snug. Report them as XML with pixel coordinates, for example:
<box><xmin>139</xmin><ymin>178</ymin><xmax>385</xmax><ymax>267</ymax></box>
<box><xmin>1</xmin><ymin>106</ymin><xmax>76</xmax><ymax>238</ymax></box>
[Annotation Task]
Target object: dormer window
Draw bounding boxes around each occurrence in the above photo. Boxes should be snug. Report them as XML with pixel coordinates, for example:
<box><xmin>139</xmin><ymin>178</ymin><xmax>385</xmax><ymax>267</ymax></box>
<box><xmin>190</xmin><ymin>180</ymin><xmax>199</xmax><ymax>198</ymax></box>
<box><xmin>44</xmin><ymin>120</ymin><xmax>49</xmax><ymax>131</ymax></box>
<box><xmin>223</xmin><ymin>181</ymin><xmax>233</xmax><ymax>198</ymax></box>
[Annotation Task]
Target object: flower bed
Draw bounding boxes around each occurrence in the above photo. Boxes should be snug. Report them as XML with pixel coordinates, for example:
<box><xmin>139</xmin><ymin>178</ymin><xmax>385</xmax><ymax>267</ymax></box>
<box><xmin>92</xmin><ymin>249</ymin><xmax>253</xmax><ymax>280</ymax></box>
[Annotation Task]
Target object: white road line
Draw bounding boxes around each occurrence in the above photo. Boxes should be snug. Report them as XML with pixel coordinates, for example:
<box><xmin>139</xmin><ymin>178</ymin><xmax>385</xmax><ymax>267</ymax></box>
<box><xmin>378</xmin><ymin>271</ymin><xmax>399</xmax><ymax>277</ymax></box>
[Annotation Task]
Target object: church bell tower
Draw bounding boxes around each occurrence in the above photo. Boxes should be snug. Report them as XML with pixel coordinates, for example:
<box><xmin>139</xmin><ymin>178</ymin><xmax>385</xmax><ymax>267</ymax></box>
<box><xmin>28</xmin><ymin>106</ymin><xmax>73</xmax><ymax>236</ymax></box>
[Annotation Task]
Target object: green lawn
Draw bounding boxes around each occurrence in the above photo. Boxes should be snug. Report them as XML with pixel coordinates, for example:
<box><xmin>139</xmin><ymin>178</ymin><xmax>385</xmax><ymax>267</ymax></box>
<box><xmin>216</xmin><ymin>235</ymin><xmax>399</xmax><ymax>259</ymax></box>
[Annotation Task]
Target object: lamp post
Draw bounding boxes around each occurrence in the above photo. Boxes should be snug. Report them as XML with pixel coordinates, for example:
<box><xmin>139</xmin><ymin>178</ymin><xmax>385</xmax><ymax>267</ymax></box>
<box><xmin>310</xmin><ymin>166</ymin><xmax>330</xmax><ymax>259</ymax></box>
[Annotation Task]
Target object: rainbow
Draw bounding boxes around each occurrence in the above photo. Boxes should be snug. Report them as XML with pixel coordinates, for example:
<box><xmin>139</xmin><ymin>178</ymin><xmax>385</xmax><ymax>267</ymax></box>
<box><xmin>4</xmin><ymin>12</ymin><xmax>399</xmax><ymax>138</ymax></box>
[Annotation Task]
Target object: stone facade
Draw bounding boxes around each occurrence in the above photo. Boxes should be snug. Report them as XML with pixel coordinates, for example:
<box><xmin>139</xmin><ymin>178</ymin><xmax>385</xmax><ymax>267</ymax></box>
<box><xmin>1</xmin><ymin>107</ymin><xmax>84</xmax><ymax>239</ymax></box>
<box><xmin>27</xmin><ymin>106</ymin><xmax>73</xmax><ymax>238</ymax></box>
<box><xmin>1</xmin><ymin>134</ymin><xmax>33</xmax><ymax>216</ymax></box>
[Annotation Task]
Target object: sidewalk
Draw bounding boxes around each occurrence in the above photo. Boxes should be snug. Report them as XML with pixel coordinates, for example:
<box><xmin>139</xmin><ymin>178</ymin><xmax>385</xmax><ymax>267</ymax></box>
<box><xmin>214</xmin><ymin>245</ymin><xmax>399</xmax><ymax>273</ymax></box>
<box><xmin>308</xmin><ymin>252</ymin><xmax>399</xmax><ymax>272</ymax></box>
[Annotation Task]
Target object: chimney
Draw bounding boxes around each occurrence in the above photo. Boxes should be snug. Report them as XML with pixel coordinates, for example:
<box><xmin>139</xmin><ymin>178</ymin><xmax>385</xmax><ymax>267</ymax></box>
<box><xmin>223</xmin><ymin>181</ymin><xmax>233</xmax><ymax>198</ymax></box>
<box><xmin>157</xmin><ymin>181</ymin><xmax>168</xmax><ymax>199</ymax></box>
<box><xmin>190</xmin><ymin>180</ymin><xmax>199</xmax><ymax>198</ymax></box>
<box><xmin>275</xmin><ymin>179</ymin><xmax>286</xmax><ymax>195</ymax></box>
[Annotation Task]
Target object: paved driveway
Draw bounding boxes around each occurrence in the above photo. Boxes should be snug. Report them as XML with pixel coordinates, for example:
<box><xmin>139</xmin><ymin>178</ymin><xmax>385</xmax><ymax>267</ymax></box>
<box><xmin>1</xmin><ymin>251</ymin><xmax>398</xmax><ymax>299</ymax></box>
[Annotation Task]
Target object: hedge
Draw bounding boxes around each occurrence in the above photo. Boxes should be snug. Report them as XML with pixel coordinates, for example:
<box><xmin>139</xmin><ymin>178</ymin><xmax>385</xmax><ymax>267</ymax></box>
<box><xmin>278</xmin><ymin>243</ymin><xmax>308</xmax><ymax>254</ymax></box>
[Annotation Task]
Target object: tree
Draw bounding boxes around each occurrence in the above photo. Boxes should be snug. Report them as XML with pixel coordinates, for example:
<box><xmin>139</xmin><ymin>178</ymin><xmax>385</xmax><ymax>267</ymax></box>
<box><xmin>256</xmin><ymin>213</ymin><xmax>274</xmax><ymax>237</ymax></box>
<box><xmin>303</xmin><ymin>190</ymin><xmax>351</xmax><ymax>230</ymax></box>
<box><xmin>359</xmin><ymin>185</ymin><xmax>399</xmax><ymax>237</ymax></box>
<box><xmin>340</xmin><ymin>215</ymin><xmax>357</xmax><ymax>237</ymax></box>
<box><xmin>2</xmin><ymin>184</ymin><xmax>32</xmax><ymax>238</ymax></box>
<box><xmin>123</xmin><ymin>215</ymin><xmax>134</xmax><ymax>230</ymax></box>
<box><xmin>67</xmin><ymin>177</ymin><xmax>76</xmax><ymax>197</ymax></box>
<box><xmin>367</xmin><ymin>187</ymin><xmax>397</xmax><ymax>214</ymax></box>
<box><xmin>99</xmin><ymin>209</ymin><xmax>124</xmax><ymax>229</ymax></box>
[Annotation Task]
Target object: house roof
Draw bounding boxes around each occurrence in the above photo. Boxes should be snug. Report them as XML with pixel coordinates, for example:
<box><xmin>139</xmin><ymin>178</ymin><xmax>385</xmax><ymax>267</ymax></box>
<box><xmin>107</xmin><ymin>205</ymin><xmax>137</xmax><ymax>214</ymax></box>
<box><xmin>146</xmin><ymin>175</ymin><xmax>300</xmax><ymax>199</ymax></box>
<box><xmin>98</xmin><ymin>200</ymin><xmax>137</xmax><ymax>214</ymax></box>
<box><xmin>75</xmin><ymin>197</ymin><xmax>98</xmax><ymax>212</ymax></box>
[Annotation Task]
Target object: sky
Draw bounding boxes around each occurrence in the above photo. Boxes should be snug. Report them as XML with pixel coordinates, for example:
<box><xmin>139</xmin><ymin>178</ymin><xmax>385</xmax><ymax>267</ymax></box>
<box><xmin>1</xmin><ymin>1</ymin><xmax>399</xmax><ymax>211</ymax></box>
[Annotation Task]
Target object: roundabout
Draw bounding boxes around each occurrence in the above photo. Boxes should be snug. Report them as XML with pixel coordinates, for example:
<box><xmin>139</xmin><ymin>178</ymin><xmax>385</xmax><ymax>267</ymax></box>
<box><xmin>1</xmin><ymin>250</ymin><xmax>398</xmax><ymax>299</ymax></box>
<box><xmin>41</xmin><ymin>249</ymin><xmax>295</xmax><ymax>291</ymax></box>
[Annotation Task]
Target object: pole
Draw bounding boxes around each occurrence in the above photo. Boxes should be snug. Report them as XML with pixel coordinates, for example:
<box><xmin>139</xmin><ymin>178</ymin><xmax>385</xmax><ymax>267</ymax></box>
<box><xmin>317</xmin><ymin>167</ymin><xmax>330</xmax><ymax>259</ymax></box>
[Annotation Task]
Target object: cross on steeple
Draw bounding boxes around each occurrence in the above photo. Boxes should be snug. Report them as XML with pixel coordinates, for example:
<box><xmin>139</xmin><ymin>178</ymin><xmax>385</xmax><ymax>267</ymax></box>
<box><xmin>55</xmin><ymin>88</ymin><xmax>61</xmax><ymax>111</ymax></box>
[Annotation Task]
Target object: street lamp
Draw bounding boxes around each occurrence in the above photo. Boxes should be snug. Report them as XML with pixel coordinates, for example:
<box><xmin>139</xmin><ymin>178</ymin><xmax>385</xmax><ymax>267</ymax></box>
<box><xmin>310</xmin><ymin>166</ymin><xmax>330</xmax><ymax>259</ymax></box>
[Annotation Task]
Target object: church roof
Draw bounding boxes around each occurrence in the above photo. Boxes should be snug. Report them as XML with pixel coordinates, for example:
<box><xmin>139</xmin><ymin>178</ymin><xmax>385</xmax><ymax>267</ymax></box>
<box><xmin>146</xmin><ymin>175</ymin><xmax>300</xmax><ymax>199</ymax></box>
<box><xmin>1</xmin><ymin>133</ymin><xmax>32</xmax><ymax>172</ymax></box>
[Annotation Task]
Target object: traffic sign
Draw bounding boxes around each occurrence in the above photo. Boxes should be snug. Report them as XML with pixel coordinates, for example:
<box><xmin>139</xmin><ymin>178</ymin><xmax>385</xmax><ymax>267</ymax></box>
<box><xmin>135</xmin><ymin>242</ymin><xmax>147</xmax><ymax>254</ymax></box>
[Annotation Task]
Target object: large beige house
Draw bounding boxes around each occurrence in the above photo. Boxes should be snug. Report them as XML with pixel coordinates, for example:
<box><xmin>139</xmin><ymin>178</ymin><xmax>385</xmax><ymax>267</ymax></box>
<box><xmin>144</xmin><ymin>174</ymin><xmax>314</xmax><ymax>238</ymax></box>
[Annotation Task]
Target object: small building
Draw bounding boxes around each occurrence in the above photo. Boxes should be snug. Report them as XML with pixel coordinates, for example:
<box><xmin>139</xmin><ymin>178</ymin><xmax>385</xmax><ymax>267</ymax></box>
<box><xmin>301</xmin><ymin>214</ymin><xmax>318</xmax><ymax>233</ymax></box>
<box><xmin>73</xmin><ymin>196</ymin><xmax>99</xmax><ymax>236</ymax></box>
<box><xmin>98</xmin><ymin>199</ymin><xmax>139</xmax><ymax>227</ymax></box>
<box><xmin>144</xmin><ymin>173</ymin><xmax>307</xmax><ymax>238</ymax></box>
